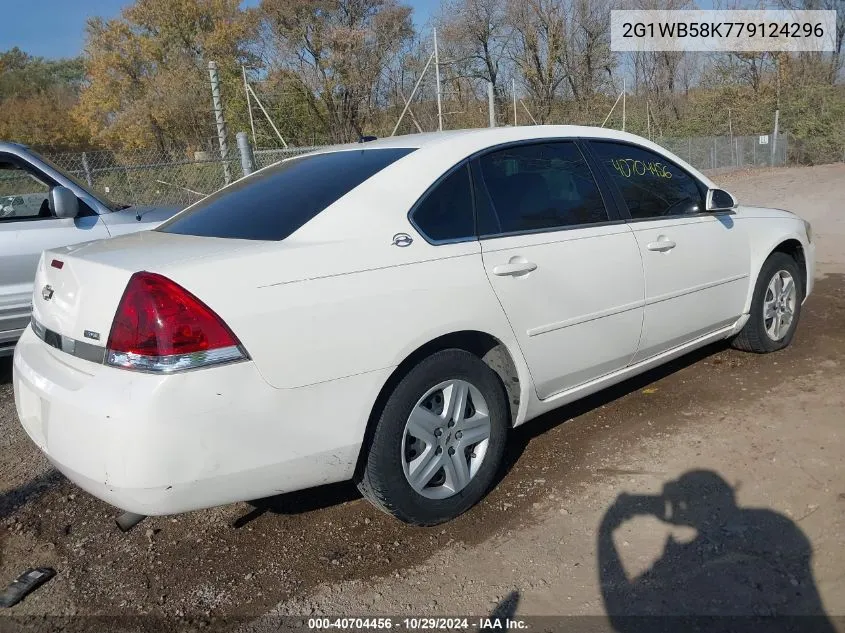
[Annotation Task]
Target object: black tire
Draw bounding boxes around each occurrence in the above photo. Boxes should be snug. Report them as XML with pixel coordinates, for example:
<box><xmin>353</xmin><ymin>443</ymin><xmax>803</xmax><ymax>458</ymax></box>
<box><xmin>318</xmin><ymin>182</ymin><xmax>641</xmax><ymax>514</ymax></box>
<box><xmin>356</xmin><ymin>349</ymin><xmax>509</xmax><ymax>526</ymax></box>
<box><xmin>732</xmin><ymin>252</ymin><xmax>804</xmax><ymax>353</ymax></box>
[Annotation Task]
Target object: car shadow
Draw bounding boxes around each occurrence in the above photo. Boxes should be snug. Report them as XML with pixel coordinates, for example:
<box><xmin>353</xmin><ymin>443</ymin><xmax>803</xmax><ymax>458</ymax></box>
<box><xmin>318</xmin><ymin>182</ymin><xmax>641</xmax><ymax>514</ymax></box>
<box><xmin>239</xmin><ymin>480</ymin><xmax>361</xmax><ymax>526</ymax></box>
<box><xmin>0</xmin><ymin>469</ymin><xmax>63</xmax><ymax>521</ymax></box>
<box><xmin>242</xmin><ymin>342</ymin><xmax>727</xmax><ymax>525</ymax></box>
<box><xmin>597</xmin><ymin>469</ymin><xmax>836</xmax><ymax>632</ymax></box>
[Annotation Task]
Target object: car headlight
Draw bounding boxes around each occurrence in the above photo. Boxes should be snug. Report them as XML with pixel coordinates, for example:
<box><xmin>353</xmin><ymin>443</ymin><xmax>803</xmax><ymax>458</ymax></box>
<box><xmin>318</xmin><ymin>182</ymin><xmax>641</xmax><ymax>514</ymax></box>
<box><xmin>803</xmin><ymin>219</ymin><xmax>813</xmax><ymax>243</ymax></box>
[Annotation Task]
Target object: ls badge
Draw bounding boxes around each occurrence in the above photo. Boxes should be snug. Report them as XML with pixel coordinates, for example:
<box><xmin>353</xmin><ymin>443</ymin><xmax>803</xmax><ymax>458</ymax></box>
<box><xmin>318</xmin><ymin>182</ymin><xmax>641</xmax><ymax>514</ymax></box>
<box><xmin>41</xmin><ymin>285</ymin><xmax>54</xmax><ymax>301</ymax></box>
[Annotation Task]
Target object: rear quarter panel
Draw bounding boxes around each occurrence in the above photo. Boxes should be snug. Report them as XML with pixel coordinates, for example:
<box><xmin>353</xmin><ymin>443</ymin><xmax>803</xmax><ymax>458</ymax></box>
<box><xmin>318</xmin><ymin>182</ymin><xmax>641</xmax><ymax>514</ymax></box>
<box><xmin>162</xmin><ymin>239</ymin><xmax>526</xmax><ymax>391</ymax></box>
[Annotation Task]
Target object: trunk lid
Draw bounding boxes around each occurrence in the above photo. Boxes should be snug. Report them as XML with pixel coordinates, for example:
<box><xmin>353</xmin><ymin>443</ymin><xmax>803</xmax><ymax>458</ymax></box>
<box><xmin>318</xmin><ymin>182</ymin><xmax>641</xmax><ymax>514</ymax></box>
<box><xmin>31</xmin><ymin>231</ymin><xmax>256</xmax><ymax>349</ymax></box>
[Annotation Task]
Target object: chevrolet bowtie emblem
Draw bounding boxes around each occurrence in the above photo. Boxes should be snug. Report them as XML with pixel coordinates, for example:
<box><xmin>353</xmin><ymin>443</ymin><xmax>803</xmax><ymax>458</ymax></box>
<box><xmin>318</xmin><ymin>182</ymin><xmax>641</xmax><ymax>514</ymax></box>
<box><xmin>42</xmin><ymin>285</ymin><xmax>54</xmax><ymax>301</ymax></box>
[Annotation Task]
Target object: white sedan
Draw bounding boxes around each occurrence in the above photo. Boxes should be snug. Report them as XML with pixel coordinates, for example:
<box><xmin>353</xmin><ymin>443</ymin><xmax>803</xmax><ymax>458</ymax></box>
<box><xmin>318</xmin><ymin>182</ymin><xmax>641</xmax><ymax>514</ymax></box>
<box><xmin>13</xmin><ymin>126</ymin><xmax>814</xmax><ymax>525</ymax></box>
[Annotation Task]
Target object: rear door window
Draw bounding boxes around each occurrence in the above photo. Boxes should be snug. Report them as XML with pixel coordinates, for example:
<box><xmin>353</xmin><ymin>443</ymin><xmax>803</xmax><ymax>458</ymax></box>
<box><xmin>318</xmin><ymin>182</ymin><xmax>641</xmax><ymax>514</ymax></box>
<box><xmin>158</xmin><ymin>148</ymin><xmax>415</xmax><ymax>240</ymax></box>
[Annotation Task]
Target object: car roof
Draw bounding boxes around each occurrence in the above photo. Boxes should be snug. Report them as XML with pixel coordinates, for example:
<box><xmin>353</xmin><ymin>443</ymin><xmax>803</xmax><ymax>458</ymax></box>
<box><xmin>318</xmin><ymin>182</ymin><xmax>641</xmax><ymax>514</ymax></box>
<box><xmin>315</xmin><ymin>125</ymin><xmax>662</xmax><ymax>152</ymax></box>
<box><xmin>303</xmin><ymin>125</ymin><xmax>715</xmax><ymax>190</ymax></box>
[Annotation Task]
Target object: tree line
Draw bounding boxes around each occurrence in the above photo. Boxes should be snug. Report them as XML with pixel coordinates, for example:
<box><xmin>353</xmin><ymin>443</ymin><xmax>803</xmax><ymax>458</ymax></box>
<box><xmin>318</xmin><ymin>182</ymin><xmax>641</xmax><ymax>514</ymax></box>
<box><xmin>1</xmin><ymin>0</ymin><xmax>843</xmax><ymax>164</ymax></box>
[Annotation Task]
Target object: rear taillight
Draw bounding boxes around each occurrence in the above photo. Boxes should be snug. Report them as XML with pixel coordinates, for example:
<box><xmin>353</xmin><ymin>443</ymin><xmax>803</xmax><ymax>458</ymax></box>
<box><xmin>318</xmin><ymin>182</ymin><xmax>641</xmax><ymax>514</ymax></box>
<box><xmin>106</xmin><ymin>272</ymin><xmax>247</xmax><ymax>373</ymax></box>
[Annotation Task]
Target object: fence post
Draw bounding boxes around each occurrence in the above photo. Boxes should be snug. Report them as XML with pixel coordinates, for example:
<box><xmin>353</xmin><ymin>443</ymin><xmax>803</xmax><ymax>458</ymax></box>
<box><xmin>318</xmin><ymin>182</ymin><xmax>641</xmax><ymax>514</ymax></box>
<box><xmin>488</xmin><ymin>82</ymin><xmax>496</xmax><ymax>128</ymax></box>
<box><xmin>81</xmin><ymin>152</ymin><xmax>94</xmax><ymax>188</ymax></box>
<box><xmin>771</xmin><ymin>109</ymin><xmax>780</xmax><ymax>166</ymax></box>
<box><xmin>208</xmin><ymin>61</ymin><xmax>232</xmax><ymax>185</ymax></box>
<box><xmin>237</xmin><ymin>132</ymin><xmax>255</xmax><ymax>177</ymax></box>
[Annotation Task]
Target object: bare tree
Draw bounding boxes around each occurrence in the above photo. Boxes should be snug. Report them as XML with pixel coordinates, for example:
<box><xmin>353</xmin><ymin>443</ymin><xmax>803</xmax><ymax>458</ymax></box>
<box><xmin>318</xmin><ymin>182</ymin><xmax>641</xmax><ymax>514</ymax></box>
<box><xmin>436</xmin><ymin>0</ymin><xmax>512</xmax><ymax>116</ymax></box>
<box><xmin>564</xmin><ymin>0</ymin><xmax>617</xmax><ymax>102</ymax></box>
<box><xmin>629</xmin><ymin>0</ymin><xmax>693</xmax><ymax>121</ymax></box>
<box><xmin>509</xmin><ymin>0</ymin><xmax>567</xmax><ymax>123</ymax></box>
<box><xmin>260</xmin><ymin>0</ymin><xmax>413</xmax><ymax>142</ymax></box>
<box><xmin>778</xmin><ymin>0</ymin><xmax>845</xmax><ymax>84</ymax></box>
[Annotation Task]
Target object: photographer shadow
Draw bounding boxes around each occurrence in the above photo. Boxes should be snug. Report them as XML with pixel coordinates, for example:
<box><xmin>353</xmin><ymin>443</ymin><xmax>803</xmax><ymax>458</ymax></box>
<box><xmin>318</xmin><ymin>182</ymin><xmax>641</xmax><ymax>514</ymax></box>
<box><xmin>598</xmin><ymin>469</ymin><xmax>835</xmax><ymax>633</ymax></box>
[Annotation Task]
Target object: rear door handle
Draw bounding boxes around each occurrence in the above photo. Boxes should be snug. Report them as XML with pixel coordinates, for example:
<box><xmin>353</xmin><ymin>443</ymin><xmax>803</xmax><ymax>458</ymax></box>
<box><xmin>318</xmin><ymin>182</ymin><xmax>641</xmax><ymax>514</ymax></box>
<box><xmin>493</xmin><ymin>261</ymin><xmax>537</xmax><ymax>276</ymax></box>
<box><xmin>647</xmin><ymin>238</ymin><xmax>676</xmax><ymax>252</ymax></box>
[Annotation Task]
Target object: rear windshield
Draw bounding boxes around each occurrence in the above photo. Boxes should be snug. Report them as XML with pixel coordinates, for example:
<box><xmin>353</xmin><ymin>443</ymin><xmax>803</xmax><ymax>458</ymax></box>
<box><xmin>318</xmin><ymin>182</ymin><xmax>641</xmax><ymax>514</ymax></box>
<box><xmin>157</xmin><ymin>147</ymin><xmax>415</xmax><ymax>240</ymax></box>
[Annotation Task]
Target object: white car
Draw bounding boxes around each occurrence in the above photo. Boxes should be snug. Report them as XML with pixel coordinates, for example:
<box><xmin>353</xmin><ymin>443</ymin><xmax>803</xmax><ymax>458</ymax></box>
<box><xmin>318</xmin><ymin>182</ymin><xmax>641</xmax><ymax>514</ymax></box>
<box><xmin>13</xmin><ymin>126</ymin><xmax>813</xmax><ymax>526</ymax></box>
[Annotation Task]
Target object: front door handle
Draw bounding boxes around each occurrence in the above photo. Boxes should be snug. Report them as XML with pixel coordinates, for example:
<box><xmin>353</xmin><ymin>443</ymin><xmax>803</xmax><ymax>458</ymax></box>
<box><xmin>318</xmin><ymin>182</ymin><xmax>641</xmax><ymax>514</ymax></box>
<box><xmin>647</xmin><ymin>237</ymin><xmax>676</xmax><ymax>252</ymax></box>
<box><xmin>493</xmin><ymin>260</ymin><xmax>538</xmax><ymax>276</ymax></box>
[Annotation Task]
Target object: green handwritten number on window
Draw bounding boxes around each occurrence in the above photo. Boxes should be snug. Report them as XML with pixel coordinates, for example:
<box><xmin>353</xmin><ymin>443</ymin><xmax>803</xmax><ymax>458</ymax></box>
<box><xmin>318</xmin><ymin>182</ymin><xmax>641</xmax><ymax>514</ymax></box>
<box><xmin>610</xmin><ymin>158</ymin><xmax>671</xmax><ymax>179</ymax></box>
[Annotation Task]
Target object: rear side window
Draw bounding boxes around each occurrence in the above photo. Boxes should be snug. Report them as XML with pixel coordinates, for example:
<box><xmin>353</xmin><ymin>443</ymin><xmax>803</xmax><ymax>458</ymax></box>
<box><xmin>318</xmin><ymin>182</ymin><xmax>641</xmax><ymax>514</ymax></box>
<box><xmin>159</xmin><ymin>148</ymin><xmax>415</xmax><ymax>240</ymax></box>
<box><xmin>475</xmin><ymin>142</ymin><xmax>609</xmax><ymax>236</ymax></box>
<box><xmin>410</xmin><ymin>164</ymin><xmax>474</xmax><ymax>243</ymax></box>
<box><xmin>589</xmin><ymin>141</ymin><xmax>705</xmax><ymax>219</ymax></box>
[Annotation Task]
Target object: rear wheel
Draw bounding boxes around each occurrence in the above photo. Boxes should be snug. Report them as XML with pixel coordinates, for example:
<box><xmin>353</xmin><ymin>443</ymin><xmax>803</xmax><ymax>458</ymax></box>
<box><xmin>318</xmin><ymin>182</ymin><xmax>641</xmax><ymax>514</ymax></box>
<box><xmin>356</xmin><ymin>349</ymin><xmax>509</xmax><ymax>525</ymax></box>
<box><xmin>732</xmin><ymin>252</ymin><xmax>803</xmax><ymax>353</ymax></box>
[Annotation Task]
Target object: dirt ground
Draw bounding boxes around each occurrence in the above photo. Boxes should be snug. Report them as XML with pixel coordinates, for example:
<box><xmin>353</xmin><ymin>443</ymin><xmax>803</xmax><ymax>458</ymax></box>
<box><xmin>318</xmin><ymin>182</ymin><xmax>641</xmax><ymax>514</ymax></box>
<box><xmin>0</xmin><ymin>164</ymin><xmax>843</xmax><ymax>630</ymax></box>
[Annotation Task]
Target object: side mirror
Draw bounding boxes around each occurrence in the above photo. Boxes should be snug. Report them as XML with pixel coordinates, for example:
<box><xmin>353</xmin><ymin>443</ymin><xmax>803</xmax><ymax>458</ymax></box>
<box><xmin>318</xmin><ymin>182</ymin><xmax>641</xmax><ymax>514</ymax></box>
<box><xmin>49</xmin><ymin>186</ymin><xmax>79</xmax><ymax>219</ymax></box>
<box><xmin>706</xmin><ymin>188</ymin><xmax>737</xmax><ymax>212</ymax></box>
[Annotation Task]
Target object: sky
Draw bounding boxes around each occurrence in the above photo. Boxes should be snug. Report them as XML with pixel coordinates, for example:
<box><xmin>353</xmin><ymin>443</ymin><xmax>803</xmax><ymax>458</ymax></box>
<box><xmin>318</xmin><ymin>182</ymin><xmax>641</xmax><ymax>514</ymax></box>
<box><xmin>2</xmin><ymin>0</ymin><xmax>436</xmax><ymax>60</ymax></box>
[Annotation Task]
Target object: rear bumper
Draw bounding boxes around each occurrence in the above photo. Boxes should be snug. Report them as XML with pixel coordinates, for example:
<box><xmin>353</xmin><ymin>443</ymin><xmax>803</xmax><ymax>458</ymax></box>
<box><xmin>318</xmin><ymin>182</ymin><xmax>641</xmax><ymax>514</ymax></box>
<box><xmin>13</xmin><ymin>326</ymin><xmax>389</xmax><ymax>515</ymax></box>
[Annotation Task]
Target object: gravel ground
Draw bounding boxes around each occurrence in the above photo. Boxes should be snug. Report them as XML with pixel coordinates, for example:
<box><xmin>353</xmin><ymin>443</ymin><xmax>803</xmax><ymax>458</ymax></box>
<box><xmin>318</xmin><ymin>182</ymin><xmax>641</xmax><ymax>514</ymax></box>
<box><xmin>0</xmin><ymin>164</ymin><xmax>843</xmax><ymax>630</ymax></box>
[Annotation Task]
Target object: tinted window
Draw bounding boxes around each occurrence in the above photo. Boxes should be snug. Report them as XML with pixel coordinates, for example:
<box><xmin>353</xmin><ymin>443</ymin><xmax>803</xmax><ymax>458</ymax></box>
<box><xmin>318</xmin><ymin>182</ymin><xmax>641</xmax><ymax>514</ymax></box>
<box><xmin>159</xmin><ymin>148</ymin><xmax>415</xmax><ymax>240</ymax></box>
<box><xmin>475</xmin><ymin>142</ymin><xmax>608</xmax><ymax>235</ymax></box>
<box><xmin>411</xmin><ymin>165</ymin><xmax>474</xmax><ymax>242</ymax></box>
<box><xmin>590</xmin><ymin>142</ymin><xmax>705</xmax><ymax>219</ymax></box>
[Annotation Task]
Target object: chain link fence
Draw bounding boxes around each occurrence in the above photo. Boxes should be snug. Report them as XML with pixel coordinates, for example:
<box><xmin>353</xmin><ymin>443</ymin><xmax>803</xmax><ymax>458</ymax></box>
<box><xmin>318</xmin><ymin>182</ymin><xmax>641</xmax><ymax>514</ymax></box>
<box><xmin>42</xmin><ymin>145</ymin><xmax>321</xmax><ymax>208</ymax></box>
<box><xmin>42</xmin><ymin>133</ymin><xmax>789</xmax><ymax>208</ymax></box>
<box><xmin>253</xmin><ymin>146</ymin><xmax>321</xmax><ymax>170</ymax></box>
<box><xmin>44</xmin><ymin>148</ymin><xmax>242</xmax><ymax>208</ymax></box>
<box><xmin>660</xmin><ymin>133</ymin><xmax>788</xmax><ymax>172</ymax></box>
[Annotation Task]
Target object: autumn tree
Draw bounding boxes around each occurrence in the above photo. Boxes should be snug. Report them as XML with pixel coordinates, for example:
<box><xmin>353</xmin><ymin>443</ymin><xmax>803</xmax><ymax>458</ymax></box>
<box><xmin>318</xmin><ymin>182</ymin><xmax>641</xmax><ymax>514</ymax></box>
<box><xmin>0</xmin><ymin>48</ymin><xmax>89</xmax><ymax>150</ymax></box>
<box><xmin>76</xmin><ymin>0</ymin><xmax>259</xmax><ymax>152</ymax></box>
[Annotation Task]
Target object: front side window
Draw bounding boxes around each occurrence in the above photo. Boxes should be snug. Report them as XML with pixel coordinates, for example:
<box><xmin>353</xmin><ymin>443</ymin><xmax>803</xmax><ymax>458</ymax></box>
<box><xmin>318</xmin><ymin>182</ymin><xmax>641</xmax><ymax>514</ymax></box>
<box><xmin>590</xmin><ymin>141</ymin><xmax>706</xmax><ymax>220</ymax></box>
<box><xmin>475</xmin><ymin>141</ymin><xmax>609</xmax><ymax>236</ymax></box>
<box><xmin>410</xmin><ymin>164</ymin><xmax>474</xmax><ymax>242</ymax></box>
<box><xmin>0</xmin><ymin>158</ymin><xmax>51</xmax><ymax>221</ymax></box>
<box><xmin>159</xmin><ymin>148</ymin><xmax>415</xmax><ymax>241</ymax></box>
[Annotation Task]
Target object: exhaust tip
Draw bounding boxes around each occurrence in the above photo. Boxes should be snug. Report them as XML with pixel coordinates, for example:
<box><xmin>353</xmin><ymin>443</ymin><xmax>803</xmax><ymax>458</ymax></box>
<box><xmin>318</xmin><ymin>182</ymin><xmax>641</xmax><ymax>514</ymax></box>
<box><xmin>115</xmin><ymin>511</ymin><xmax>147</xmax><ymax>532</ymax></box>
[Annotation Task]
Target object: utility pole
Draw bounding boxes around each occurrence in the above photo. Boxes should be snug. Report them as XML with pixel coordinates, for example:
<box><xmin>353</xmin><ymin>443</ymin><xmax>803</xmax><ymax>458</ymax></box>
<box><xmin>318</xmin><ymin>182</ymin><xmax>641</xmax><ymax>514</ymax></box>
<box><xmin>208</xmin><ymin>61</ymin><xmax>232</xmax><ymax>185</ymax></box>
<box><xmin>512</xmin><ymin>78</ymin><xmax>518</xmax><ymax>126</ymax></box>
<box><xmin>433</xmin><ymin>28</ymin><xmax>443</xmax><ymax>132</ymax></box>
